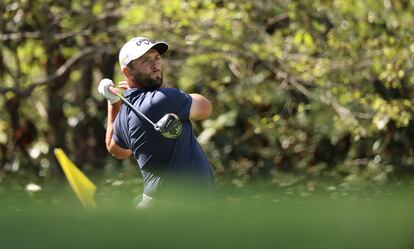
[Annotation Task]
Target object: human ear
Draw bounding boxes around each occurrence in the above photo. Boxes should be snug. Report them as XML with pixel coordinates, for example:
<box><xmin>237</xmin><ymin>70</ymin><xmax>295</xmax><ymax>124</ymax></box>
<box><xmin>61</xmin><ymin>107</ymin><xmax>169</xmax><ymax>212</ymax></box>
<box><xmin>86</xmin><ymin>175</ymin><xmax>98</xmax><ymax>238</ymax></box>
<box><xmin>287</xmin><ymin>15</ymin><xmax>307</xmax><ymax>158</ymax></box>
<box><xmin>122</xmin><ymin>67</ymin><xmax>132</xmax><ymax>78</ymax></box>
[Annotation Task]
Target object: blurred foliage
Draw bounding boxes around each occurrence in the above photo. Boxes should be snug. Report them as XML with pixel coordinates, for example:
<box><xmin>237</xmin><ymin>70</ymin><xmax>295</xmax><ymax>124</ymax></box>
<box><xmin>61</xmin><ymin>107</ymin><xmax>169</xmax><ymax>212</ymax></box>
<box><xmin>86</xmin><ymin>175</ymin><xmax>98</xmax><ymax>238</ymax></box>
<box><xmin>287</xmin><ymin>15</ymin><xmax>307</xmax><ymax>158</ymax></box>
<box><xmin>1</xmin><ymin>0</ymin><xmax>414</xmax><ymax>188</ymax></box>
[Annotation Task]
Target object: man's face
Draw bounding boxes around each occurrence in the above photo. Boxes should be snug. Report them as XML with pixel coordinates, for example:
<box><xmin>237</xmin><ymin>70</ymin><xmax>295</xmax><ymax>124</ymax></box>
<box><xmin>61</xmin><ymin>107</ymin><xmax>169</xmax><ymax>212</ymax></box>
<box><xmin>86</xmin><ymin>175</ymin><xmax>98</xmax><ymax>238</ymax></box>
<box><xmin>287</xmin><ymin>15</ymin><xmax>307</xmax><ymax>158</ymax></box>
<box><xmin>127</xmin><ymin>49</ymin><xmax>163</xmax><ymax>90</ymax></box>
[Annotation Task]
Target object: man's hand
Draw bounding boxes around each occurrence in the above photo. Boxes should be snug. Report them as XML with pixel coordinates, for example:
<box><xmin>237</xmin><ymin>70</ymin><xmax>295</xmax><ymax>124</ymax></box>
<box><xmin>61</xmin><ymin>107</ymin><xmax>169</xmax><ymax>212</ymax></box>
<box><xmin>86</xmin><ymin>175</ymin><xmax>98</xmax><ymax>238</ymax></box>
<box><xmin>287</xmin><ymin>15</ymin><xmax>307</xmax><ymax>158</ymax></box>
<box><xmin>98</xmin><ymin>78</ymin><xmax>120</xmax><ymax>104</ymax></box>
<box><xmin>118</xmin><ymin>81</ymin><xmax>129</xmax><ymax>90</ymax></box>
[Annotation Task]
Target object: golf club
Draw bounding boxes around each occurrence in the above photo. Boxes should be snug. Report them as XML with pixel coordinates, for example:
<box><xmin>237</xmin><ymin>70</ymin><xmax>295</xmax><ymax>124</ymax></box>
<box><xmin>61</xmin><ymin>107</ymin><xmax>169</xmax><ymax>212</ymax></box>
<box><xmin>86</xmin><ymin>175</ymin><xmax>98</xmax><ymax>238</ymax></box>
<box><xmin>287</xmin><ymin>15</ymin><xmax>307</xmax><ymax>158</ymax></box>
<box><xmin>108</xmin><ymin>86</ymin><xmax>182</xmax><ymax>139</ymax></box>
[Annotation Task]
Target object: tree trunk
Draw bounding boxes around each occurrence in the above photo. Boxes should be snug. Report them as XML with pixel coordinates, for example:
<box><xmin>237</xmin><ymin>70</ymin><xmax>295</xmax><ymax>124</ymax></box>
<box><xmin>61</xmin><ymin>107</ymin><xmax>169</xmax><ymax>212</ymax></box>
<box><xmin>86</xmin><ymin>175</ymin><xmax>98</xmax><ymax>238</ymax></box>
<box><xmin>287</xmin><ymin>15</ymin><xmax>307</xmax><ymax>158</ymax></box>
<box><xmin>45</xmin><ymin>52</ymin><xmax>70</xmax><ymax>175</ymax></box>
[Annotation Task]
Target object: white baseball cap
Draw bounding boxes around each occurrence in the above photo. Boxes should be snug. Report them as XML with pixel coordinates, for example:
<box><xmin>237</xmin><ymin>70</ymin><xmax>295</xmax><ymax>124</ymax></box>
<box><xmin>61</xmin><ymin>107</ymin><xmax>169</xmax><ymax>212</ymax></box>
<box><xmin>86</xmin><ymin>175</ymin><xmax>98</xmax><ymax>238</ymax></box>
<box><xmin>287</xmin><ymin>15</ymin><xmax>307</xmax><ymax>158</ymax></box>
<box><xmin>118</xmin><ymin>37</ymin><xmax>168</xmax><ymax>70</ymax></box>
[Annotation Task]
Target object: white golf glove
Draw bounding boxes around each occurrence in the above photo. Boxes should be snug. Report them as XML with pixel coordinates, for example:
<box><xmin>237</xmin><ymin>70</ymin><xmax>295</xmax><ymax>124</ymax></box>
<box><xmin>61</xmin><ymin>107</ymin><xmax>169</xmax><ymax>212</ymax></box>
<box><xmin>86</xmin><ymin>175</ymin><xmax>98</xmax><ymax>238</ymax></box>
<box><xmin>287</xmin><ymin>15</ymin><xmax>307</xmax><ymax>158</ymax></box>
<box><xmin>98</xmin><ymin>78</ymin><xmax>120</xmax><ymax>104</ymax></box>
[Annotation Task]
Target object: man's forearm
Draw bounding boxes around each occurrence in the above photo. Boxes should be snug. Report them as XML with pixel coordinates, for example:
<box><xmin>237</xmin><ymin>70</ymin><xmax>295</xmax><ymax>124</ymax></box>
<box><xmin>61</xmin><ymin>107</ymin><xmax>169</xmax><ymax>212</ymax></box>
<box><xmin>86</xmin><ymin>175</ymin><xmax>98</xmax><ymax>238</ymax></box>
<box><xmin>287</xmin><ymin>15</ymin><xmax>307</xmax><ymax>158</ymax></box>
<box><xmin>189</xmin><ymin>93</ymin><xmax>212</xmax><ymax>121</ymax></box>
<box><xmin>105</xmin><ymin>101</ymin><xmax>122</xmax><ymax>150</ymax></box>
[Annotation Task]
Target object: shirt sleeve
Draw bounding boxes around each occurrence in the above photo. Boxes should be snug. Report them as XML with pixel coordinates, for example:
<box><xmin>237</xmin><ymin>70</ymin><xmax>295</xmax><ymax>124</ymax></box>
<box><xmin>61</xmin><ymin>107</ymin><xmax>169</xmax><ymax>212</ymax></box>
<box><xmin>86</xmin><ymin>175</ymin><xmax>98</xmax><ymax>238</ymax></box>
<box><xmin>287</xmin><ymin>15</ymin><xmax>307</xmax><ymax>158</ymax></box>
<box><xmin>156</xmin><ymin>88</ymin><xmax>193</xmax><ymax>121</ymax></box>
<box><xmin>112</xmin><ymin>110</ymin><xmax>129</xmax><ymax>149</ymax></box>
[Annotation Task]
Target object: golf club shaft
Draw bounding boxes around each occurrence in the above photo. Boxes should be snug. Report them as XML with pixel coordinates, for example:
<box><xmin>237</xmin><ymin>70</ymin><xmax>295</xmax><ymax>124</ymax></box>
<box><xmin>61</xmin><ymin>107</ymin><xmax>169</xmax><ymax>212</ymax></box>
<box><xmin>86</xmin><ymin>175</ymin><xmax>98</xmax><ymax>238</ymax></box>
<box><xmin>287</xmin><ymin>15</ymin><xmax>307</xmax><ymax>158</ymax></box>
<box><xmin>109</xmin><ymin>87</ymin><xmax>159</xmax><ymax>130</ymax></box>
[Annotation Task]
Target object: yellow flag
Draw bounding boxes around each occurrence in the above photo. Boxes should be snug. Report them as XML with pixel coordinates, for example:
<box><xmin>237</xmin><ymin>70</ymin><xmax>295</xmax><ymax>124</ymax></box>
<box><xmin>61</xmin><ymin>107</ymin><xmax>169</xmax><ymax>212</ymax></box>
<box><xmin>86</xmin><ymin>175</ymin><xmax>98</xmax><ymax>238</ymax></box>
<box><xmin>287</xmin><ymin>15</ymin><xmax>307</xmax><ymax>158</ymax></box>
<box><xmin>54</xmin><ymin>148</ymin><xmax>97</xmax><ymax>209</ymax></box>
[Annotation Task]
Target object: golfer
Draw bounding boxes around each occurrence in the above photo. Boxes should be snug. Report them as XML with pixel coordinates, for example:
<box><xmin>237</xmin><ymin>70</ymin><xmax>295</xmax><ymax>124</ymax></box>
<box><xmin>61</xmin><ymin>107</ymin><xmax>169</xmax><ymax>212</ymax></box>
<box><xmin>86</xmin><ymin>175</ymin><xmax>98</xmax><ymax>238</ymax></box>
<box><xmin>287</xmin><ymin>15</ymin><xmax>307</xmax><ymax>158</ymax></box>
<box><xmin>98</xmin><ymin>37</ymin><xmax>214</xmax><ymax>208</ymax></box>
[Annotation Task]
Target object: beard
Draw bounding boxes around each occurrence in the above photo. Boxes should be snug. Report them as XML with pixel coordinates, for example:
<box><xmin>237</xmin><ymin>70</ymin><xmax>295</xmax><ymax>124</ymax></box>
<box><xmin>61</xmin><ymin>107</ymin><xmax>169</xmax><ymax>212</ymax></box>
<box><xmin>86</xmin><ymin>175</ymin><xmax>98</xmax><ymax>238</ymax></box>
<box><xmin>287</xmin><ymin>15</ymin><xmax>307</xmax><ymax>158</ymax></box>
<box><xmin>131</xmin><ymin>70</ymin><xmax>163</xmax><ymax>91</ymax></box>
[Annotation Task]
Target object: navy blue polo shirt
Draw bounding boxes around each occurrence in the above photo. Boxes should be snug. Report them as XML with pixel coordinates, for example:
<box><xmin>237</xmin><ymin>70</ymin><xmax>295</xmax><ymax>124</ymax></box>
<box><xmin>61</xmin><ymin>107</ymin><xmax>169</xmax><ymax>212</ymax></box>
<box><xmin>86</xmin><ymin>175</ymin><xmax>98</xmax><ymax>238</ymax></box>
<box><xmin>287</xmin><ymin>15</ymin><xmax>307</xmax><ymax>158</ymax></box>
<box><xmin>113</xmin><ymin>87</ymin><xmax>213</xmax><ymax>198</ymax></box>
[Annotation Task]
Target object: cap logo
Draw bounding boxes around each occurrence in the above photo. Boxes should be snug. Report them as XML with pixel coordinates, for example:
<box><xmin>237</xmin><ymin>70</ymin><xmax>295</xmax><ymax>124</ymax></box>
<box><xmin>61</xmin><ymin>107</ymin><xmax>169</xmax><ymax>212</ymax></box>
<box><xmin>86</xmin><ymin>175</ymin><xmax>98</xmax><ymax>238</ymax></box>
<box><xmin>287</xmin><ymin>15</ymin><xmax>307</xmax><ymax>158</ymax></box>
<box><xmin>136</xmin><ymin>38</ymin><xmax>151</xmax><ymax>46</ymax></box>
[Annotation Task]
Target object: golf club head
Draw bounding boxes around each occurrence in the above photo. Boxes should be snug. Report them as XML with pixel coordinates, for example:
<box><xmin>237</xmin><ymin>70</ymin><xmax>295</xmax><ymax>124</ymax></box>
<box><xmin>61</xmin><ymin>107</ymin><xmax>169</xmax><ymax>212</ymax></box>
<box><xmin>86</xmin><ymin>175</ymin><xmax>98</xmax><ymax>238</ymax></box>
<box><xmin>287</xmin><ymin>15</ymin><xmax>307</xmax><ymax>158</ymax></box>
<box><xmin>156</xmin><ymin>113</ymin><xmax>182</xmax><ymax>139</ymax></box>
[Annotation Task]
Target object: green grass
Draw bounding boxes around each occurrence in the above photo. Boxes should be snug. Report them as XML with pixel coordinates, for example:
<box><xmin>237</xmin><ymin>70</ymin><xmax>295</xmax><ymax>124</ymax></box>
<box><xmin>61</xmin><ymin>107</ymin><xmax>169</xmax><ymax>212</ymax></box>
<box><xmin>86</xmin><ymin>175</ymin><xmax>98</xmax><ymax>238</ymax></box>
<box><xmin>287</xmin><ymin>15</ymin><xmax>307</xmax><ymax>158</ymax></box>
<box><xmin>0</xmin><ymin>176</ymin><xmax>413</xmax><ymax>249</ymax></box>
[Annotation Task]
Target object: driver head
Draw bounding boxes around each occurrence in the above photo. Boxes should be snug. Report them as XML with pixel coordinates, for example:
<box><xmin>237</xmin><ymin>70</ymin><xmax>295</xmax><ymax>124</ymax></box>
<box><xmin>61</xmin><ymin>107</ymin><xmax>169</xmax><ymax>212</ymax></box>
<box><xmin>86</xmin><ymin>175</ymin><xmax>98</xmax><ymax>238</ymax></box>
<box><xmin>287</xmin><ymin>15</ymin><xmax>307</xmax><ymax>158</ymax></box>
<box><xmin>156</xmin><ymin>113</ymin><xmax>182</xmax><ymax>139</ymax></box>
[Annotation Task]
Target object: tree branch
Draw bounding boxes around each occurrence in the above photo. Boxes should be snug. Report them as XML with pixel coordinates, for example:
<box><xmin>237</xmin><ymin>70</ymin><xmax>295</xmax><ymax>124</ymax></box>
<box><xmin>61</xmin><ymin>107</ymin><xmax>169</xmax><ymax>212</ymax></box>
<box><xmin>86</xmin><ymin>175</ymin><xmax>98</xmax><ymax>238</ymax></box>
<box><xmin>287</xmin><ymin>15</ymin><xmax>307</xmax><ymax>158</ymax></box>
<box><xmin>264</xmin><ymin>62</ymin><xmax>368</xmax><ymax>136</ymax></box>
<box><xmin>0</xmin><ymin>46</ymin><xmax>100</xmax><ymax>96</ymax></box>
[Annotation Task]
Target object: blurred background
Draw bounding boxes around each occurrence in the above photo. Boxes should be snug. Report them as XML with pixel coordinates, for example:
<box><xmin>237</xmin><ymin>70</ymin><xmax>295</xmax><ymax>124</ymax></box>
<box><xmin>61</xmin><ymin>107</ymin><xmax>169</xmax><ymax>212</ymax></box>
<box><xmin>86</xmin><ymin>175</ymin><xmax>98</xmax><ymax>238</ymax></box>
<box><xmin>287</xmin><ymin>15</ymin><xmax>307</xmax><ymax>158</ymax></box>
<box><xmin>1</xmin><ymin>0</ymin><xmax>414</xmax><ymax>193</ymax></box>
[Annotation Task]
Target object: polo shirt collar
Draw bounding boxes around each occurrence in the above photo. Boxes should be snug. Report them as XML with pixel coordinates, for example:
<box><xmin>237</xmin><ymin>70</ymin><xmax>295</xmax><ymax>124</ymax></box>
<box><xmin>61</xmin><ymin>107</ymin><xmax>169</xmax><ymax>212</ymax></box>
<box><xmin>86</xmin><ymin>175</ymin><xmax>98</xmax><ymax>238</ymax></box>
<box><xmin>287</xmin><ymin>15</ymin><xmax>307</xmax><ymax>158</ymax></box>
<box><xmin>124</xmin><ymin>88</ymin><xmax>145</xmax><ymax>98</ymax></box>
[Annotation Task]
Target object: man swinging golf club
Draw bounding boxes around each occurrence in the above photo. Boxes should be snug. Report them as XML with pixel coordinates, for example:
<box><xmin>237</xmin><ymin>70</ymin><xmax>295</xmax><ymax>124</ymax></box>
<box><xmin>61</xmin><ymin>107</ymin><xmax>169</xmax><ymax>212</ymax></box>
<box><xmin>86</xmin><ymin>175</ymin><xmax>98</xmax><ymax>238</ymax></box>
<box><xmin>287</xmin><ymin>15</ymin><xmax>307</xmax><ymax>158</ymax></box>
<box><xmin>98</xmin><ymin>37</ymin><xmax>214</xmax><ymax>208</ymax></box>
